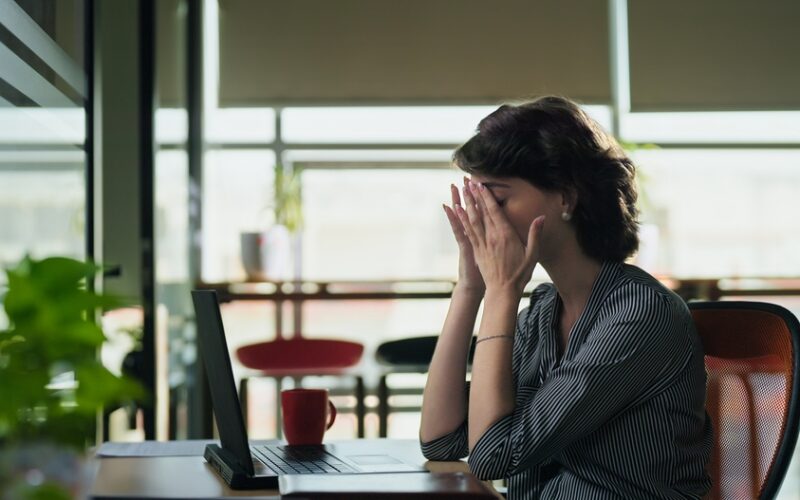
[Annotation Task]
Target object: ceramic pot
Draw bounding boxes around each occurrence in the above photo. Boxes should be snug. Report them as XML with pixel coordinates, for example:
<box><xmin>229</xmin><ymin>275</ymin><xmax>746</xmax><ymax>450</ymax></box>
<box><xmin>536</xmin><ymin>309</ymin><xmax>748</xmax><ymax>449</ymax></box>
<box><xmin>240</xmin><ymin>225</ymin><xmax>292</xmax><ymax>281</ymax></box>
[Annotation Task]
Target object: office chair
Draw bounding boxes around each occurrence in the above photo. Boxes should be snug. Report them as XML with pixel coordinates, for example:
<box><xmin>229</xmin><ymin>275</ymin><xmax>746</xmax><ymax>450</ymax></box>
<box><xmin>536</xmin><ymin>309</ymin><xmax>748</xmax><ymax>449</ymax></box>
<box><xmin>689</xmin><ymin>301</ymin><xmax>800</xmax><ymax>500</ymax></box>
<box><xmin>375</xmin><ymin>336</ymin><xmax>476</xmax><ymax>437</ymax></box>
<box><xmin>236</xmin><ymin>337</ymin><xmax>366</xmax><ymax>437</ymax></box>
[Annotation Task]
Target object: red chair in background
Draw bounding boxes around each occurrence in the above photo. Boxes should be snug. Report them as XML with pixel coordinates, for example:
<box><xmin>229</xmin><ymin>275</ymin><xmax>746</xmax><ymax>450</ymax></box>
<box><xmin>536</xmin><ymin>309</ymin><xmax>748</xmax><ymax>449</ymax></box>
<box><xmin>690</xmin><ymin>301</ymin><xmax>800</xmax><ymax>500</ymax></box>
<box><xmin>236</xmin><ymin>337</ymin><xmax>365</xmax><ymax>437</ymax></box>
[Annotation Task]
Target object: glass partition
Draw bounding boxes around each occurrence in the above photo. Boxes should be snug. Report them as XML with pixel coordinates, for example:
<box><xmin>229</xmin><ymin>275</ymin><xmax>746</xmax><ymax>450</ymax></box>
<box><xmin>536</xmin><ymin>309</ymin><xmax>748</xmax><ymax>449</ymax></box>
<box><xmin>0</xmin><ymin>0</ymin><xmax>88</xmax><ymax>277</ymax></box>
<box><xmin>0</xmin><ymin>0</ymin><xmax>88</xmax><ymax>332</ymax></box>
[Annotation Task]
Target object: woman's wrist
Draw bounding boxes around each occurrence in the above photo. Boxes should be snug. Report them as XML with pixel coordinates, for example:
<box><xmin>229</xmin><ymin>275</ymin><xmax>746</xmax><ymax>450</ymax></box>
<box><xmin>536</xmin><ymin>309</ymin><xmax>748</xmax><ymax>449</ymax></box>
<box><xmin>483</xmin><ymin>284</ymin><xmax>522</xmax><ymax>304</ymax></box>
<box><xmin>453</xmin><ymin>282</ymin><xmax>486</xmax><ymax>298</ymax></box>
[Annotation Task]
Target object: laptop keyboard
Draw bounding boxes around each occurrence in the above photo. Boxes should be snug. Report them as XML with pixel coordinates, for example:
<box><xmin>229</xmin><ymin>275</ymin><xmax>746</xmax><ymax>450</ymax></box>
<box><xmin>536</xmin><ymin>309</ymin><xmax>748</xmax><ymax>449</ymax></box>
<box><xmin>251</xmin><ymin>445</ymin><xmax>357</xmax><ymax>474</ymax></box>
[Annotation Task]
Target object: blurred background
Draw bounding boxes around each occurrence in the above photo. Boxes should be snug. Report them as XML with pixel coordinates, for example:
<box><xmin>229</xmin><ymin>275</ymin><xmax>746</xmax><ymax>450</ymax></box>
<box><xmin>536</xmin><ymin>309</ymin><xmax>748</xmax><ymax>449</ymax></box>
<box><xmin>1</xmin><ymin>0</ymin><xmax>799</xmax><ymax>497</ymax></box>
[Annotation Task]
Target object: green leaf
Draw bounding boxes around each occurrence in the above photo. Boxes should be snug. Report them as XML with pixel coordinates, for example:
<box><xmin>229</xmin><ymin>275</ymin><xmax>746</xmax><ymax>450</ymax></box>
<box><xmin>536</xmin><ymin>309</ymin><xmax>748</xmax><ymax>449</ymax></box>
<box><xmin>0</xmin><ymin>331</ymin><xmax>25</xmax><ymax>354</ymax></box>
<box><xmin>3</xmin><ymin>274</ymin><xmax>40</xmax><ymax>325</ymax></box>
<box><xmin>0</xmin><ymin>369</ymin><xmax>51</xmax><ymax>411</ymax></box>
<box><xmin>60</xmin><ymin>322</ymin><xmax>106</xmax><ymax>348</ymax></box>
<box><xmin>0</xmin><ymin>255</ymin><xmax>149</xmax><ymax>448</ymax></box>
<box><xmin>74</xmin><ymin>363</ymin><xmax>147</xmax><ymax>412</ymax></box>
<box><xmin>10</xmin><ymin>483</ymin><xmax>73</xmax><ymax>500</ymax></box>
<box><xmin>24</xmin><ymin>483</ymin><xmax>74</xmax><ymax>500</ymax></box>
<box><xmin>29</xmin><ymin>411</ymin><xmax>94</xmax><ymax>449</ymax></box>
<box><xmin>29</xmin><ymin>257</ymin><xmax>97</xmax><ymax>294</ymax></box>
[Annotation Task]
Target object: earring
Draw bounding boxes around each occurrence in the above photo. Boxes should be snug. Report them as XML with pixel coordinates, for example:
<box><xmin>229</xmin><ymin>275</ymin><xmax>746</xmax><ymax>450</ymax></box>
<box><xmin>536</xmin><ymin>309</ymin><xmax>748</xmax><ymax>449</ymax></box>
<box><xmin>561</xmin><ymin>211</ymin><xmax>572</xmax><ymax>221</ymax></box>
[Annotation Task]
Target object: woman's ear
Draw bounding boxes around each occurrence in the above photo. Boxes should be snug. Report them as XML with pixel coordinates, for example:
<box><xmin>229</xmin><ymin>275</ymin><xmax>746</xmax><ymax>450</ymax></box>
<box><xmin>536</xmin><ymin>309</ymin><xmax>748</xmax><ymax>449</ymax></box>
<box><xmin>560</xmin><ymin>189</ymin><xmax>578</xmax><ymax>213</ymax></box>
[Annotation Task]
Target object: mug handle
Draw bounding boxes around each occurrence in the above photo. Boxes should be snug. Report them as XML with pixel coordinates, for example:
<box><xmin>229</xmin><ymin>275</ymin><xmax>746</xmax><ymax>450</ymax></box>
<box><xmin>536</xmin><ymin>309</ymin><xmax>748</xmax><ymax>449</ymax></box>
<box><xmin>326</xmin><ymin>400</ymin><xmax>337</xmax><ymax>430</ymax></box>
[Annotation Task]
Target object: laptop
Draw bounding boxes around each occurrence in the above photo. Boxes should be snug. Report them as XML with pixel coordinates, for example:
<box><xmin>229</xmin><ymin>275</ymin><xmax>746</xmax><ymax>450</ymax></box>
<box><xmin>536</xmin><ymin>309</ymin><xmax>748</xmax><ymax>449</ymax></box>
<box><xmin>191</xmin><ymin>290</ymin><xmax>426</xmax><ymax>489</ymax></box>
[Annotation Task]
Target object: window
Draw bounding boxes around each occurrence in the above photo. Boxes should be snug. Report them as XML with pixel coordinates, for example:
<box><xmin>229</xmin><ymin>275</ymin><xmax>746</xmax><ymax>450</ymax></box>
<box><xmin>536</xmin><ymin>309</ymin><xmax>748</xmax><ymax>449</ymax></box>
<box><xmin>0</xmin><ymin>1</ymin><xmax>88</xmax><ymax>282</ymax></box>
<box><xmin>300</xmin><ymin>166</ymin><xmax>461</xmax><ymax>281</ymax></box>
<box><xmin>633</xmin><ymin>148</ymin><xmax>800</xmax><ymax>278</ymax></box>
<box><xmin>282</xmin><ymin>105</ymin><xmax>612</xmax><ymax>144</ymax></box>
<box><xmin>202</xmin><ymin>149</ymin><xmax>276</xmax><ymax>282</ymax></box>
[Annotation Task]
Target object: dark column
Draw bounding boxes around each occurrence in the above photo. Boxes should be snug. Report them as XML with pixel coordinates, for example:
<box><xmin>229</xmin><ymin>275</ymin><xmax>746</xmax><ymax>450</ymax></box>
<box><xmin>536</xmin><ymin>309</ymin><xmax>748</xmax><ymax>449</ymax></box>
<box><xmin>139</xmin><ymin>0</ymin><xmax>157</xmax><ymax>440</ymax></box>
<box><xmin>185</xmin><ymin>0</ymin><xmax>213</xmax><ymax>439</ymax></box>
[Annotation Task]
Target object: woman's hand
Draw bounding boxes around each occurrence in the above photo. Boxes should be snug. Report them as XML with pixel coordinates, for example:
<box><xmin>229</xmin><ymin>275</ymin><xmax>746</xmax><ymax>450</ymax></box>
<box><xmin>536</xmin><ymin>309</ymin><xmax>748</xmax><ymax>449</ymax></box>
<box><xmin>442</xmin><ymin>177</ymin><xmax>485</xmax><ymax>295</ymax></box>
<box><xmin>456</xmin><ymin>180</ymin><xmax>544</xmax><ymax>296</ymax></box>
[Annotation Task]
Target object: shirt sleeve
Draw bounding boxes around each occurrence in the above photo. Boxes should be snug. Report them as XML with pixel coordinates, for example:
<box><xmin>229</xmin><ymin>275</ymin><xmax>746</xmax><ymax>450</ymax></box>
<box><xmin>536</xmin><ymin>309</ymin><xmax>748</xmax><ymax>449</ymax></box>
<box><xmin>467</xmin><ymin>285</ymin><xmax>693</xmax><ymax>480</ymax></box>
<box><xmin>420</xmin><ymin>381</ymin><xmax>471</xmax><ymax>461</ymax></box>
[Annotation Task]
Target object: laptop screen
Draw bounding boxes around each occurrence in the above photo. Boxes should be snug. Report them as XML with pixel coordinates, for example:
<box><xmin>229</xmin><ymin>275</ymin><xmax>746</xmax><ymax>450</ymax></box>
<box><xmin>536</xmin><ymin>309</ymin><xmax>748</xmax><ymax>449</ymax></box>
<box><xmin>191</xmin><ymin>290</ymin><xmax>255</xmax><ymax>476</ymax></box>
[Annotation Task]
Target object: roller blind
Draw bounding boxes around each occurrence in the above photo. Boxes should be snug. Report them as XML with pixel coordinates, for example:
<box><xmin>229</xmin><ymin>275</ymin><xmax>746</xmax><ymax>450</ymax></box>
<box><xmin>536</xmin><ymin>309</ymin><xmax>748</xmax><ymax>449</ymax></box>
<box><xmin>629</xmin><ymin>0</ymin><xmax>800</xmax><ymax>111</ymax></box>
<box><xmin>217</xmin><ymin>0</ymin><xmax>610</xmax><ymax>105</ymax></box>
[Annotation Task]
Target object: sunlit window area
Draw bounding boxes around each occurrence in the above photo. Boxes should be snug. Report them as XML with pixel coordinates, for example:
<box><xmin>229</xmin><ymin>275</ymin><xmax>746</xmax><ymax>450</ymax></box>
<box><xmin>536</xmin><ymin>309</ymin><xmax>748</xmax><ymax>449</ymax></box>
<box><xmin>633</xmin><ymin>148</ymin><xmax>800</xmax><ymax>278</ymax></box>
<box><xmin>0</xmin><ymin>113</ymin><xmax>86</xmax><ymax>282</ymax></box>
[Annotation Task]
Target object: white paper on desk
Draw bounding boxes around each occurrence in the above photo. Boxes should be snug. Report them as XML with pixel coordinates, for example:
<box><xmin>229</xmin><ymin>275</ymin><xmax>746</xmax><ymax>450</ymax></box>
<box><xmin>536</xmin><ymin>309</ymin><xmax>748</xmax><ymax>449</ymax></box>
<box><xmin>95</xmin><ymin>440</ymin><xmax>216</xmax><ymax>457</ymax></box>
<box><xmin>95</xmin><ymin>439</ymin><xmax>278</xmax><ymax>457</ymax></box>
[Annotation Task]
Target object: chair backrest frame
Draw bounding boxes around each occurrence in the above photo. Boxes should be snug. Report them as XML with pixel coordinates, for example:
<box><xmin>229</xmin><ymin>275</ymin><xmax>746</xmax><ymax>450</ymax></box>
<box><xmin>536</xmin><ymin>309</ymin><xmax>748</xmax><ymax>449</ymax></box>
<box><xmin>689</xmin><ymin>300</ymin><xmax>800</xmax><ymax>499</ymax></box>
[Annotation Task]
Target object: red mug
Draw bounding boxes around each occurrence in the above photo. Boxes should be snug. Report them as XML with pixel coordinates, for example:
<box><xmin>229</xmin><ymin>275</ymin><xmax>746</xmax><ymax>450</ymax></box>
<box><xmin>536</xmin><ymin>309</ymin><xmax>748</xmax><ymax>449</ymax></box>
<box><xmin>280</xmin><ymin>388</ymin><xmax>337</xmax><ymax>445</ymax></box>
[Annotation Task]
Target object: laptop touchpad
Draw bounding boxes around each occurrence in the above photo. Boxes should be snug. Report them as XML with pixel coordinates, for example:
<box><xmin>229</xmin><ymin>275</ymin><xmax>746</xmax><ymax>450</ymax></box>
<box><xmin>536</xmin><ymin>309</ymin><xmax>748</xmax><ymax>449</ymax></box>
<box><xmin>346</xmin><ymin>454</ymin><xmax>418</xmax><ymax>472</ymax></box>
<box><xmin>347</xmin><ymin>454</ymin><xmax>402</xmax><ymax>465</ymax></box>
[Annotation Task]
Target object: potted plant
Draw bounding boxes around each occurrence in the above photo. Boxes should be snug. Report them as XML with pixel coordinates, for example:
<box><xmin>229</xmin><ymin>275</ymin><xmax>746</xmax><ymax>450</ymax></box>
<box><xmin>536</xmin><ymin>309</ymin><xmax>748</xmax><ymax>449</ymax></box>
<box><xmin>241</xmin><ymin>166</ymin><xmax>303</xmax><ymax>281</ymax></box>
<box><xmin>273</xmin><ymin>166</ymin><xmax>304</xmax><ymax>235</ymax></box>
<box><xmin>0</xmin><ymin>256</ymin><xmax>146</xmax><ymax>499</ymax></box>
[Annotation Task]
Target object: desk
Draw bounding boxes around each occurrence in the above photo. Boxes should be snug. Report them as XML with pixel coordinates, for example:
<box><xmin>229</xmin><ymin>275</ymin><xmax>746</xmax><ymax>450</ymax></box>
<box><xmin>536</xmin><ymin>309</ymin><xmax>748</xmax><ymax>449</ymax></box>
<box><xmin>89</xmin><ymin>439</ymin><xmax>501</xmax><ymax>499</ymax></box>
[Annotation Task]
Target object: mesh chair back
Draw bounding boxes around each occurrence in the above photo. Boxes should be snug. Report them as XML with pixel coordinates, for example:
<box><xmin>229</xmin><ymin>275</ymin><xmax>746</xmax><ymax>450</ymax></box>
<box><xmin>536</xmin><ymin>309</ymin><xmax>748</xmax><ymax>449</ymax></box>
<box><xmin>690</xmin><ymin>301</ymin><xmax>800</xmax><ymax>500</ymax></box>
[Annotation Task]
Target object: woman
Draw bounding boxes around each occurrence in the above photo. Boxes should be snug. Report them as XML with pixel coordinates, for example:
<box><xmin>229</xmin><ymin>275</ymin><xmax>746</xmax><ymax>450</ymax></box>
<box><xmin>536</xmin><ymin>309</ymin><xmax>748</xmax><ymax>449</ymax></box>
<box><xmin>419</xmin><ymin>96</ymin><xmax>712</xmax><ymax>499</ymax></box>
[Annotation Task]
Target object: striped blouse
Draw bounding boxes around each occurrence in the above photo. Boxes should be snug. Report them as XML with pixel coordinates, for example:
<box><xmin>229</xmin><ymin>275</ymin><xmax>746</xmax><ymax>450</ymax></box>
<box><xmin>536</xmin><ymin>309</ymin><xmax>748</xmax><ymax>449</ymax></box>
<box><xmin>421</xmin><ymin>262</ymin><xmax>713</xmax><ymax>499</ymax></box>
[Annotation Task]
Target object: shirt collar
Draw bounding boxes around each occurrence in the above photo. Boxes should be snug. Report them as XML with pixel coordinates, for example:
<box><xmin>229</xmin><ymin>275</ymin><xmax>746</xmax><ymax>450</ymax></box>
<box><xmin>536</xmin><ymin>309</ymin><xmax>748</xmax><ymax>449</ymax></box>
<box><xmin>543</xmin><ymin>261</ymin><xmax>624</xmax><ymax>365</ymax></box>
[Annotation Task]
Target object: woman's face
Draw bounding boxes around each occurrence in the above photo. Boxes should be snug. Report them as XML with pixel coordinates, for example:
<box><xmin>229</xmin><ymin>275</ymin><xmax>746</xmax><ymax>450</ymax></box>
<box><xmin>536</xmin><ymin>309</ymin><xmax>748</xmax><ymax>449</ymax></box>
<box><xmin>468</xmin><ymin>174</ymin><xmax>571</xmax><ymax>260</ymax></box>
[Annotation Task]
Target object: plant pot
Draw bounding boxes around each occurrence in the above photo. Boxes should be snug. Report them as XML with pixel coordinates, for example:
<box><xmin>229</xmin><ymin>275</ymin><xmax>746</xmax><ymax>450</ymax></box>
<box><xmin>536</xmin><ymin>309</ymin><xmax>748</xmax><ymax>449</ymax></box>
<box><xmin>0</xmin><ymin>442</ymin><xmax>92</xmax><ymax>499</ymax></box>
<box><xmin>240</xmin><ymin>225</ymin><xmax>293</xmax><ymax>281</ymax></box>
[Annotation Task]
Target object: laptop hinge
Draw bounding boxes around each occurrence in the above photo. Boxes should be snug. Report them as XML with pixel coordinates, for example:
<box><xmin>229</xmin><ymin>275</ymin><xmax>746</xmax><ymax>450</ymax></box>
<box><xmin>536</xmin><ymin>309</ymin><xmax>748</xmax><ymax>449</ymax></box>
<box><xmin>204</xmin><ymin>444</ymin><xmax>278</xmax><ymax>489</ymax></box>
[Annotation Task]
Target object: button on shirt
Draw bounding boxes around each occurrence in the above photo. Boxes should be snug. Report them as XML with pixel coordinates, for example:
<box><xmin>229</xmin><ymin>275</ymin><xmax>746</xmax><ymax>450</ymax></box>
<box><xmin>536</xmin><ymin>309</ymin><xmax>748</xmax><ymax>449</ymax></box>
<box><xmin>421</xmin><ymin>262</ymin><xmax>713</xmax><ymax>499</ymax></box>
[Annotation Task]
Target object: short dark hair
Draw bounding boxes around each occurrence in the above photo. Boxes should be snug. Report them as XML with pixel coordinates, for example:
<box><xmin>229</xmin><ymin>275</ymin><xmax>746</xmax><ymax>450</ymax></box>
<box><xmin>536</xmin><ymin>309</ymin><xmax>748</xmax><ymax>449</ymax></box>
<box><xmin>453</xmin><ymin>96</ymin><xmax>639</xmax><ymax>263</ymax></box>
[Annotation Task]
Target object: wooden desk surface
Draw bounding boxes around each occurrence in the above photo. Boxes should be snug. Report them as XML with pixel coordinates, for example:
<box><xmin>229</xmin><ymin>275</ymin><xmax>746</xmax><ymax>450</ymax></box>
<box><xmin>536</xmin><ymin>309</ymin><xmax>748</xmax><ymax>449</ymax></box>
<box><xmin>91</xmin><ymin>455</ymin><xmax>280</xmax><ymax>499</ymax></box>
<box><xmin>89</xmin><ymin>439</ymin><xmax>496</xmax><ymax>499</ymax></box>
